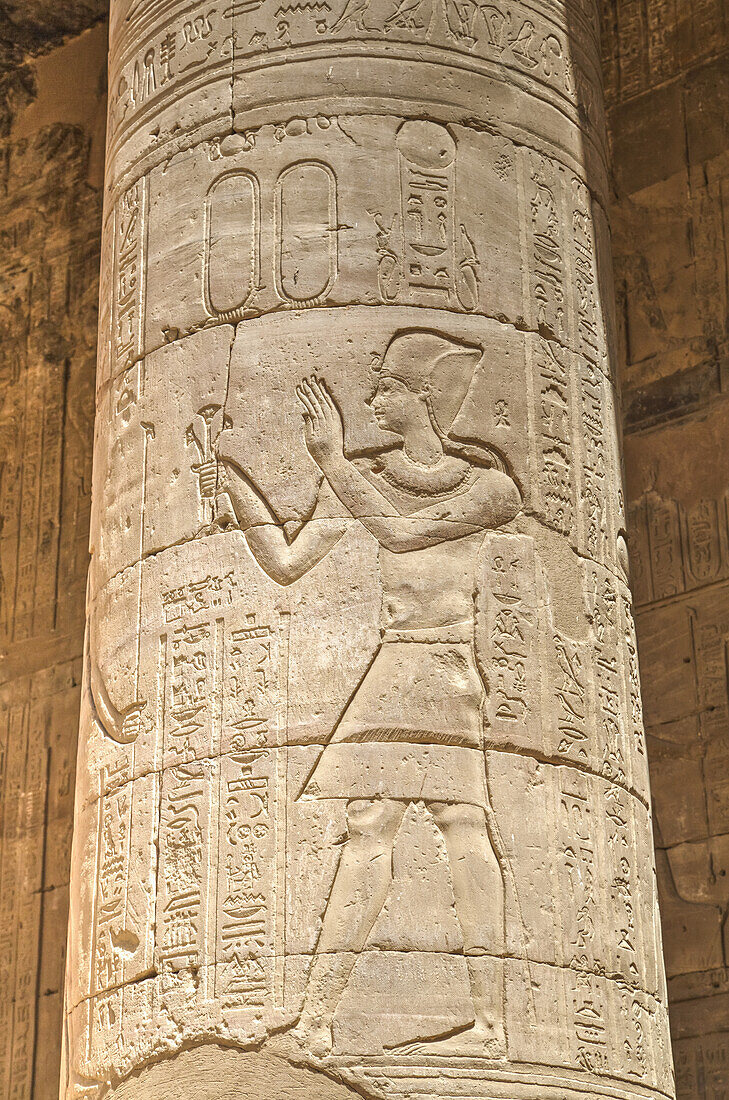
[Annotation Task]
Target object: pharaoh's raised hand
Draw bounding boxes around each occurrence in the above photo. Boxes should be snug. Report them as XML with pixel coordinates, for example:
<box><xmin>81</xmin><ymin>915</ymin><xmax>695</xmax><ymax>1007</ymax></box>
<box><xmin>119</xmin><ymin>700</ymin><xmax>147</xmax><ymax>744</ymax></box>
<box><xmin>296</xmin><ymin>376</ymin><xmax>345</xmax><ymax>469</ymax></box>
<box><xmin>209</xmin><ymin>455</ymin><xmax>237</xmax><ymax>531</ymax></box>
<box><xmin>212</xmin><ymin>490</ymin><xmax>237</xmax><ymax>531</ymax></box>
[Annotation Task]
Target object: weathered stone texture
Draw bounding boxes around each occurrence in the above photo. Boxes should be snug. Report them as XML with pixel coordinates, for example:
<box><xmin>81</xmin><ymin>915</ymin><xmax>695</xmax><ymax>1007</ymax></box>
<box><xmin>624</xmin><ymin>416</ymin><xmax>729</xmax><ymax>1100</ymax></box>
<box><xmin>0</xmin><ymin>25</ymin><xmax>107</xmax><ymax>1100</ymax></box>
<box><xmin>602</xmin><ymin>0</ymin><xmax>729</xmax><ymax>430</ymax></box>
<box><xmin>604</xmin><ymin>1</ymin><xmax>729</xmax><ymax>1096</ymax></box>
<box><xmin>0</xmin><ymin>2</ymin><xmax>107</xmax><ymax>139</ymax></box>
<box><xmin>0</xmin><ymin>2</ymin><xmax>725</xmax><ymax>1097</ymax></box>
<box><xmin>0</xmin><ymin>0</ymin><xmax>107</xmax><ymax>50</ymax></box>
<box><xmin>64</xmin><ymin>1</ymin><xmax>673</xmax><ymax>1098</ymax></box>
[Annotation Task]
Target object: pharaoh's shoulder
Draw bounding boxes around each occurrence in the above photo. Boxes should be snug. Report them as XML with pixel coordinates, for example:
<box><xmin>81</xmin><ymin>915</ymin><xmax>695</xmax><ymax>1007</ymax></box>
<box><xmin>460</xmin><ymin>465</ymin><xmax>522</xmax><ymax>524</ymax></box>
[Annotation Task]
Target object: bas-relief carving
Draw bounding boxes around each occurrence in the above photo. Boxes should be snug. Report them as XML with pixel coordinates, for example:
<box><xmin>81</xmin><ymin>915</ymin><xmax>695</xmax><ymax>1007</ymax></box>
<box><xmin>70</xmin><ymin>314</ymin><xmax>670</xmax><ymax>1096</ymax></box>
<box><xmin>134</xmin><ymin>118</ymin><xmax>614</xmax><ymax>430</ymax></box>
<box><xmin>622</xmin><ymin>404</ymin><xmax>729</xmax><ymax>1099</ymax></box>
<box><xmin>140</xmin><ymin>119</ymin><xmax>519</xmax><ymax>349</ymax></box>
<box><xmin>231</xmin><ymin>0</ymin><xmax>592</xmax><ymax>100</ymax></box>
<box><xmin>0</xmin><ymin>59</ymin><xmax>108</xmax><ymax>1093</ymax></box>
<box><xmin>674</xmin><ymin>1036</ymin><xmax>729</xmax><ymax>1100</ymax></box>
<box><xmin>629</xmin><ymin>490</ymin><xmax>729</xmax><ymax>606</ymax></box>
<box><xmin>69</xmin><ymin>0</ymin><xmax>673</xmax><ymax>1096</ymax></box>
<box><xmin>108</xmin><ymin>4</ymin><xmax>231</xmax><ymax>133</ymax></box>
<box><xmin>0</xmin><ymin>696</ymin><xmax>48</xmax><ymax>1098</ymax></box>
<box><xmin>217</xmin><ymin>347</ymin><xmax>520</xmax><ymax>1059</ymax></box>
<box><xmin>103</xmin><ymin>2</ymin><xmax>235</xmax><ymax>196</ymax></box>
<box><xmin>103</xmin><ymin>0</ymin><xmax>608</xmax><ymax>211</ymax></box>
<box><xmin>635</xmin><ymin>590</ymin><xmax>729</xmax><ymax>975</ymax></box>
<box><xmin>107</xmin><ymin>0</ymin><xmax>597</xmax><ymax>108</ymax></box>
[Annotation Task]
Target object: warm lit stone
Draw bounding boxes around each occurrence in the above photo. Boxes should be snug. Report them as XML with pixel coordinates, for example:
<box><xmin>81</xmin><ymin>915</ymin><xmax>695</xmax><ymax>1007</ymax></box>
<box><xmin>61</xmin><ymin>1</ymin><xmax>676</xmax><ymax>1097</ymax></box>
<box><xmin>602</xmin><ymin>4</ymin><xmax>729</xmax><ymax>1094</ymax></box>
<box><xmin>0</xmin><ymin>23</ymin><xmax>107</xmax><ymax>1100</ymax></box>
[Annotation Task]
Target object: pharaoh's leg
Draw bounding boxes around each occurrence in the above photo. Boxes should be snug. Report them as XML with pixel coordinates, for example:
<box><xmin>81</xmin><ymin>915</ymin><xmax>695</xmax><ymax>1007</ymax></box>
<box><xmin>400</xmin><ymin>801</ymin><xmax>506</xmax><ymax>1056</ymax></box>
<box><xmin>296</xmin><ymin>798</ymin><xmax>407</xmax><ymax>1056</ymax></box>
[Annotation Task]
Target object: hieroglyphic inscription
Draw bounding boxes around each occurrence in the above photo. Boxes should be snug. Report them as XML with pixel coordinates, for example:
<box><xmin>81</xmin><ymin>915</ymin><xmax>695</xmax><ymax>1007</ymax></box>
<box><xmin>155</xmin><ymin>620</ymin><xmax>221</xmax><ymax>996</ymax></box>
<box><xmin>156</xmin><ymin>760</ymin><xmax>211</xmax><ymax>990</ymax></box>
<box><xmin>527</xmin><ymin>153</ymin><xmax>566</xmax><ymax>340</ymax></box>
<box><xmin>218</xmin><ymin>749</ymin><xmax>272</xmax><ymax>1004</ymax></box>
<box><xmin>629</xmin><ymin>491</ymin><xmax>729</xmax><ymax>606</ymax></box>
<box><xmin>0</xmin><ymin>703</ymin><xmax>46</xmax><ymax>1099</ymax></box>
<box><xmin>553</xmin><ymin>631</ymin><xmax>589</xmax><ymax>763</ymax></box>
<box><xmin>149</xmin><ymin>599</ymin><xmax>289</xmax><ymax>1017</ymax></box>
<box><xmin>369</xmin><ymin>122</ymin><xmax>480</xmax><ymax>312</ymax></box>
<box><xmin>236</xmin><ymin>0</ymin><xmax>582</xmax><ymax>104</ymax></box>
<box><xmin>162</xmin><ymin>572</ymin><xmax>239</xmax><ymax>622</ymax></box>
<box><xmin>685</xmin><ymin>499</ymin><xmax>722</xmax><ymax>584</ymax></box>
<box><xmin>88</xmin><ymin>757</ymin><xmax>132</xmax><ymax>1060</ymax></box>
<box><xmin>168</xmin><ymin>620</ymin><xmax>221</xmax><ymax>763</ymax></box>
<box><xmin>110</xmin><ymin>6</ymin><xmax>223</xmax><ymax>137</ymax></box>
<box><xmin>605</xmin><ymin>783</ymin><xmax>638</xmax><ymax>981</ymax></box>
<box><xmin>578</xmin><ymin>357</ymin><xmax>609</xmax><ymax>564</ymax></box>
<box><xmin>648</xmin><ymin>498</ymin><xmax>684</xmax><ymax>600</ymax></box>
<box><xmin>603</xmin><ymin>787</ymin><xmax>656</xmax><ymax>1082</ymax></box>
<box><xmin>695</xmin><ymin>614</ymin><xmax>729</xmax><ymax>748</ymax></box>
<box><xmin>477</xmin><ymin>534</ymin><xmax>541</xmax><ymax>749</ymax></box>
<box><xmin>572</xmin><ymin>177</ymin><xmax>602</xmax><ymax>373</ymax></box>
<box><xmin>622</xmin><ymin>595</ymin><xmax>647</xmax><ymax>765</ymax></box>
<box><xmin>218</xmin><ymin>613</ymin><xmax>289</xmax><ymax>1008</ymax></box>
<box><xmin>675</xmin><ymin>1034</ymin><xmax>729</xmax><ymax>1100</ymax></box>
<box><xmin>396</xmin><ymin>122</ymin><xmax>478</xmax><ymax>312</ymax></box>
<box><xmin>559</xmin><ymin>771</ymin><xmax>607</xmax><ymax>1075</ymax></box>
<box><xmin>571</xmin><ymin>176</ymin><xmax>614</xmax><ymax>566</ymax></box>
<box><xmin>588</xmin><ymin>569</ymin><xmax>626</xmax><ymax>786</ymax></box>
<box><xmin>531</xmin><ymin>337</ymin><xmax>574</xmax><ymax>536</ymax></box>
<box><xmin>112</xmin><ymin>179</ymin><xmax>148</xmax><ymax>382</ymax></box>
<box><xmin>73</xmin><ymin>0</ymin><xmax>675</xmax><ymax>1089</ymax></box>
<box><xmin>398</xmin><ymin>124</ymin><xmax>458</xmax><ymax>305</ymax></box>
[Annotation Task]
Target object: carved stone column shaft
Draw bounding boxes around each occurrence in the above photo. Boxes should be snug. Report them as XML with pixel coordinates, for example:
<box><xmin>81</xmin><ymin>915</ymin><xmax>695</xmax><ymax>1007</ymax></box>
<box><xmin>64</xmin><ymin>1</ymin><xmax>675</xmax><ymax>1097</ymax></box>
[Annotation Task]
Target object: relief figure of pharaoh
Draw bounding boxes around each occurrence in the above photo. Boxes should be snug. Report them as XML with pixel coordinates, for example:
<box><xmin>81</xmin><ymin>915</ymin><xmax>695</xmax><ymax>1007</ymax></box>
<box><xmin>216</xmin><ymin>329</ymin><xmax>522</xmax><ymax>1059</ymax></box>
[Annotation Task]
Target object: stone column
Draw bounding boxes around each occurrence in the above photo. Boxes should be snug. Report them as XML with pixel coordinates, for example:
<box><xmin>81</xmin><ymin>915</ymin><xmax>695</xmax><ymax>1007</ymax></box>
<box><xmin>64</xmin><ymin>2</ymin><xmax>675</xmax><ymax>1098</ymax></box>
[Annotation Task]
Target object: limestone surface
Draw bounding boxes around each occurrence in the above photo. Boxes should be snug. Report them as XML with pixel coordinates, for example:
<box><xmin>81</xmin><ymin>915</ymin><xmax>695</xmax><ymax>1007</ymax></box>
<box><xmin>0</xmin><ymin>25</ymin><xmax>107</xmax><ymax>1100</ymax></box>
<box><xmin>604</xmin><ymin>3</ymin><xmax>729</xmax><ymax>1095</ymax></box>
<box><xmin>64</xmin><ymin>1</ymin><xmax>675</xmax><ymax>1098</ymax></box>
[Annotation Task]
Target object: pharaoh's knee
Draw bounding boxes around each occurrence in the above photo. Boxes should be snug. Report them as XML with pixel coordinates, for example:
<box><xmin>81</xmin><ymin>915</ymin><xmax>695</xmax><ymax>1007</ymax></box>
<box><xmin>429</xmin><ymin>800</ymin><xmax>486</xmax><ymax>833</ymax></box>
<box><xmin>345</xmin><ymin>798</ymin><xmax>399</xmax><ymax>853</ymax></box>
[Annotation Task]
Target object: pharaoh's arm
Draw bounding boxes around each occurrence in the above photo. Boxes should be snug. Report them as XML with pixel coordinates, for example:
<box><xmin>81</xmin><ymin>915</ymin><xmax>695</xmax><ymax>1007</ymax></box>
<box><xmin>218</xmin><ymin>455</ymin><xmax>348</xmax><ymax>585</ymax></box>
<box><xmin>322</xmin><ymin>458</ymin><xmax>521</xmax><ymax>552</ymax></box>
<box><xmin>299</xmin><ymin>375</ymin><xmax>521</xmax><ymax>551</ymax></box>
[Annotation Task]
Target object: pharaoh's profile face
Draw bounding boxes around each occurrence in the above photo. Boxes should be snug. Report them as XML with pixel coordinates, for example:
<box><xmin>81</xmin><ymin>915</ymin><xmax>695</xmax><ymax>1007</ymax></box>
<box><xmin>370</xmin><ymin>346</ymin><xmax>429</xmax><ymax>437</ymax></box>
<box><xmin>370</xmin><ymin>375</ymin><xmax>417</xmax><ymax>436</ymax></box>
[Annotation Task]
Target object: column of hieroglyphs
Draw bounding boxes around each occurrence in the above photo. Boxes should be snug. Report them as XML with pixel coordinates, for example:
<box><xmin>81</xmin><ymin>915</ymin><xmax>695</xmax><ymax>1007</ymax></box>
<box><xmin>63</xmin><ymin>0</ymin><xmax>676</xmax><ymax>1097</ymax></box>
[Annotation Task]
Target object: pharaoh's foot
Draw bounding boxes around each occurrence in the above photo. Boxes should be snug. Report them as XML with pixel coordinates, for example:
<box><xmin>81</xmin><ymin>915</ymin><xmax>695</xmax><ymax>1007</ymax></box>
<box><xmin>388</xmin><ymin>1019</ymin><xmax>506</xmax><ymax>1059</ymax></box>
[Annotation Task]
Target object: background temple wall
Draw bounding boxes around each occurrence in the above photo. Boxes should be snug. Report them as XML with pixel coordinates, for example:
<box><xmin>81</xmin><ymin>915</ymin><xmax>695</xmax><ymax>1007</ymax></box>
<box><xmin>602</xmin><ymin>1</ymin><xmax>729</xmax><ymax>1094</ymax></box>
<box><xmin>0</xmin><ymin>1</ymin><xmax>726</xmax><ymax>1097</ymax></box>
<box><xmin>0</xmin><ymin>16</ymin><xmax>107</xmax><ymax>1099</ymax></box>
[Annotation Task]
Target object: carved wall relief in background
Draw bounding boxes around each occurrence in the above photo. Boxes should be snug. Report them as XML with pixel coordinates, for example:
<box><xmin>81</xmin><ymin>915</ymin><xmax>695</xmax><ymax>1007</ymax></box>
<box><xmin>0</xmin><ymin>25</ymin><xmax>108</xmax><ymax>1100</ymax></box>
<box><xmin>603</xmin><ymin>2</ymin><xmax>729</xmax><ymax>1092</ymax></box>
<box><xmin>622</xmin><ymin>410</ymin><xmax>729</xmax><ymax>1100</ymax></box>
